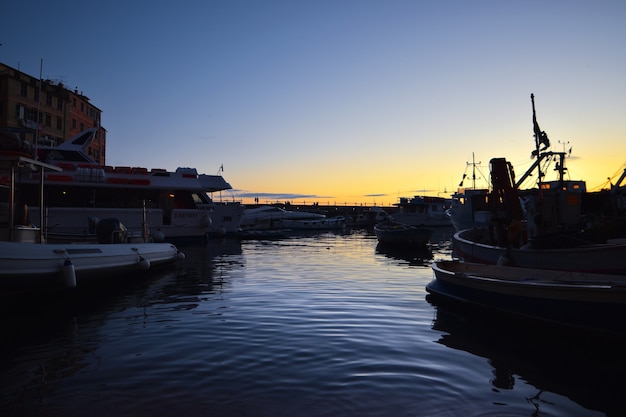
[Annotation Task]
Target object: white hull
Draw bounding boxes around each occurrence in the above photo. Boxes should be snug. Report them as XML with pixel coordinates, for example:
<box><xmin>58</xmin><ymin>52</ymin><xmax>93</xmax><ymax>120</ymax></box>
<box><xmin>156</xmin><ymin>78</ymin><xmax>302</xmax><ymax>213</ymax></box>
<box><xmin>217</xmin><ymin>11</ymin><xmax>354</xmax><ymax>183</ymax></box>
<box><xmin>0</xmin><ymin>241</ymin><xmax>182</xmax><ymax>292</ymax></box>
<box><xmin>280</xmin><ymin>217</ymin><xmax>346</xmax><ymax>230</ymax></box>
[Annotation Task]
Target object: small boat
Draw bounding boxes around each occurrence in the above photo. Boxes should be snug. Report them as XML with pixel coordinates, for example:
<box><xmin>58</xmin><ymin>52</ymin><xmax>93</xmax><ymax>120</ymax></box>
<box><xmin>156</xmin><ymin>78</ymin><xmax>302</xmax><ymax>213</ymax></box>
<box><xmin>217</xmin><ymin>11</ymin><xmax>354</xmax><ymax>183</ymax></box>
<box><xmin>374</xmin><ymin>220</ymin><xmax>433</xmax><ymax>246</ymax></box>
<box><xmin>427</xmin><ymin>260</ymin><xmax>626</xmax><ymax>336</ymax></box>
<box><xmin>0</xmin><ymin>152</ymin><xmax>184</xmax><ymax>294</ymax></box>
<box><xmin>0</xmin><ymin>240</ymin><xmax>183</xmax><ymax>293</ymax></box>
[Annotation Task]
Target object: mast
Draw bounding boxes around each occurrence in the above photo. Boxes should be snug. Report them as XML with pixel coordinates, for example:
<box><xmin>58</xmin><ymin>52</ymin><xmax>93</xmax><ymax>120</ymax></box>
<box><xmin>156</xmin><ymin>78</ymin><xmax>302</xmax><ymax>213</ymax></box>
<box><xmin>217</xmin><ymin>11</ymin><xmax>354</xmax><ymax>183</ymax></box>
<box><xmin>530</xmin><ymin>93</ymin><xmax>552</xmax><ymax>189</ymax></box>
<box><xmin>530</xmin><ymin>93</ymin><xmax>542</xmax><ymax>189</ymax></box>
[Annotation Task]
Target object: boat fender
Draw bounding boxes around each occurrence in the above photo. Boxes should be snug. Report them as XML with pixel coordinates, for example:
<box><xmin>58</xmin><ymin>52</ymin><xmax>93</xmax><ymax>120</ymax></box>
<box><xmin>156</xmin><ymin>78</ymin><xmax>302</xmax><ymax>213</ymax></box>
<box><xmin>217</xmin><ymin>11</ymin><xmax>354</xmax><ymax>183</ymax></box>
<box><xmin>62</xmin><ymin>259</ymin><xmax>77</xmax><ymax>288</ymax></box>
<box><xmin>177</xmin><ymin>251</ymin><xmax>186</xmax><ymax>261</ymax></box>
<box><xmin>152</xmin><ymin>230</ymin><xmax>165</xmax><ymax>242</ymax></box>
<box><xmin>138</xmin><ymin>256</ymin><xmax>151</xmax><ymax>271</ymax></box>
<box><xmin>199</xmin><ymin>214</ymin><xmax>211</xmax><ymax>227</ymax></box>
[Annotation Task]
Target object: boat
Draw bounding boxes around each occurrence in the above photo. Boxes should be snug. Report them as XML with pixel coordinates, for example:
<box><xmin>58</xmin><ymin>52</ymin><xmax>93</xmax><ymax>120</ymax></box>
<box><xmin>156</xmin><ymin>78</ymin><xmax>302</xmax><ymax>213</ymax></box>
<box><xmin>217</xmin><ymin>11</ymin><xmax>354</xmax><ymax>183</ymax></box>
<box><xmin>0</xmin><ymin>152</ymin><xmax>184</xmax><ymax>294</ymax></box>
<box><xmin>354</xmin><ymin>206</ymin><xmax>389</xmax><ymax>228</ymax></box>
<box><xmin>447</xmin><ymin>153</ymin><xmax>491</xmax><ymax>232</ymax></box>
<box><xmin>452</xmin><ymin>94</ymin><xmax>626</xmax><ymax>273</ymax></box>
<box><xmin>374</xmin><ymin>220</ymin><xmax>433</xmax><ymax>246</ymax></box>
<box><xmin>6</xmin><ymin>128</ymin><xmax>245</xmax><ymax>243</ymax></box>
<box><xmin>427</xmin><ymin>260</ymin><xmax>626</xmax><ymax>337</ymax></box>
<box><xmin>279</xmin><ymin>216</ymin><xmax>346</xmax><ymax>230</ymax></box>
<box><xmin>240</xmin><ymin>205</ymin><xmax>326</xmax><ymax>231</ymax></box>
<box><xmin>390</xmin><ymin>195</ymin><xmax>451</xmax><ymax>227</ymax></box>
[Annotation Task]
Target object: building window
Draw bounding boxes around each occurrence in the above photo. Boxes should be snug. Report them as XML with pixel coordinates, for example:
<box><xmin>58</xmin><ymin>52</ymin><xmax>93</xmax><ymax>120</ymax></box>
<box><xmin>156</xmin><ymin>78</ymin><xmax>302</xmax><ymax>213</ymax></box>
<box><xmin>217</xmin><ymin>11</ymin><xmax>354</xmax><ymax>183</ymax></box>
<box><xmin>34</xmin><ymin>88</ymin><xmax>39</xmax><ymax>102</ymax></box>
<box><xmin>46</xmin><ymin>93</ymin><xmax>52</xmax><ymax>106</ymax></box>
<box><xmin>45</xmin><ymin>113</ymin><xmax>52</xmax><ymax>126</ymax></box>
<box><xmin>73</xmin><ymin>97</ymin><xmax>76</xmax><ymax>108</ymax></box>
<box><xmin>57</xmin><ymin>97</ymin><xmax>63</xmax><ymax>110</ymax></box>
<box><xmin>56</xmin><ymin>117</ymin><xmax>63</xmax><ymax>130</ymax></box>
<box><xmin>72</xmin><ymin>119</ymin><xmax>76</xmax><ymax>129</ymax></box>
<box><xmin>80</xmin><ymin>102</ymin><xmax>84</xmax><ymax>112</ymax></box>
<box><xmin>20</xmin><ymin>82</ymin><xmax>28</xmax><ymax>97</ymax></box>
<box><xmin>80</xmin><ymin>122</ymin><xmax>84</xmax><ymax>131</ymax></box>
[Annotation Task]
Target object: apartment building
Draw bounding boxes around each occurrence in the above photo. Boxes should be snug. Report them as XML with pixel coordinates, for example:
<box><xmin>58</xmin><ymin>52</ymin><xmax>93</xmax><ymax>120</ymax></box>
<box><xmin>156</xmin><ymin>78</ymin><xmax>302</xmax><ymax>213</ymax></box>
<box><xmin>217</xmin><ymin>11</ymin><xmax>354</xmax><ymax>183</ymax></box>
<box><xmin>0</xmin><ymin>62</ymin><xmax>106</xmax><ymax>164</ymax></box>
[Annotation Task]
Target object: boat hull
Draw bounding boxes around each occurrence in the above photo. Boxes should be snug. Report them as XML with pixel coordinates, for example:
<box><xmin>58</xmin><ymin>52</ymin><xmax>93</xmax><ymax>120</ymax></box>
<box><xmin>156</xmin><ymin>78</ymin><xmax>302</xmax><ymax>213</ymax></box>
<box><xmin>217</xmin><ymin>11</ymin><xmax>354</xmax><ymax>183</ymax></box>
<box><xmin>453</xmin><ymin>228</ymin><xmax>626</xmax><ymax>274</ymax></box>
<box><xmin>374</xmin><ymin>221</ymin><xmax>433</xmax><ymax>246</ymax></box>
<box><xmin>427</xmin><ymin>260</ymin><xmax>626</xmax><ymax>336</ymax></box>
<box><xmin>0</xmin><ymin>241</ymin><xmax>181</xmax><ymax>292</ymax></box>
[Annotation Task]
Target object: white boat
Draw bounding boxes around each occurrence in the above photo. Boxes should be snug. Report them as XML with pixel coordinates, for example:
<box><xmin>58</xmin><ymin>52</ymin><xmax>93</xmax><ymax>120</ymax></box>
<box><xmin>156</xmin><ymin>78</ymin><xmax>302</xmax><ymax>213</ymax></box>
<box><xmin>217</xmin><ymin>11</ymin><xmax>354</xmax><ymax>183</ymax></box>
<box><xmin>390</xmin><ymin>195</ymin><xmax>451</xmax><ymax>227</ymax></box>
<box><xmin>280</xmin><ymin>216</ymin><xmax>346</xmax><ymax>230</ymax></box>
<box><xmin>0</xmin><ymin>152</ymin><xmax>184</xmax><ymax>294</ymax></box>
<box><xmin>240</xmin><ymin>205</ymin><xmax>325</xmax><ymax>230</ymax></box>
<box><xmin>9</xmin><ymin>128</ymin><xmax>244</xmax><ymax>243</ymax></box>
<box><xmin>374</xmin><ymin>220</ymin><xmax>433</xmax><ymax>246</ymax></box>
<box><xmin>428</xmin><ymin>260</ymin><xmax>626</xmax><ymax>336</ymax></box>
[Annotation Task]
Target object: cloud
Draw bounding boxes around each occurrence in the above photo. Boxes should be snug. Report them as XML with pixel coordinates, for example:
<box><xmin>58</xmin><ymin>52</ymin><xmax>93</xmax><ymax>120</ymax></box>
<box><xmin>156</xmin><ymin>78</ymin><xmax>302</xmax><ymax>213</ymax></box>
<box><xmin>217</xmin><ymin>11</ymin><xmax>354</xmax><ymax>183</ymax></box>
<box><xmin>231</xmin><ymin>190</ymin><xmax>335</xmax><ymax>201</ymax></box>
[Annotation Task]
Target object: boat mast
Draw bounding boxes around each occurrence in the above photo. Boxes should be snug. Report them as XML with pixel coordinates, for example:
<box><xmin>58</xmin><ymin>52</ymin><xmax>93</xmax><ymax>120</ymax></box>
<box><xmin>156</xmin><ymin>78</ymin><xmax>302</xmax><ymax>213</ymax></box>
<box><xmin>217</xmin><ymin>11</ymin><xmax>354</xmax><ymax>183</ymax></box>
<box><xmin>530</xmin><ymin>93</ymin><xmax>543</xmax><ymax>189</ymax></box>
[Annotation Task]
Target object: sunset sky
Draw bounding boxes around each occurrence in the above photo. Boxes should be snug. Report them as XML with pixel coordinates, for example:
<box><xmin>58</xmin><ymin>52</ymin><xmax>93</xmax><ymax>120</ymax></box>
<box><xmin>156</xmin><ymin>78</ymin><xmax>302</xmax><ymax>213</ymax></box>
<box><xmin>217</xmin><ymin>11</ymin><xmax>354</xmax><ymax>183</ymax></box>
<box><xmin>3</xmin><ymin>1</ymin><xmax>626</xmax><ymax>206</ymax></box>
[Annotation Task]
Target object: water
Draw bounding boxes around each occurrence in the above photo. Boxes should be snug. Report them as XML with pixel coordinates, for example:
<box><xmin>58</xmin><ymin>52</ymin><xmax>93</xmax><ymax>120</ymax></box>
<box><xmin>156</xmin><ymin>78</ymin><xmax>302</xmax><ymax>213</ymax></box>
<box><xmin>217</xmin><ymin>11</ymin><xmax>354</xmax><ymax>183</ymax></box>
<box><xmin>1</xmin><ymin>229</ymin><xmax>624</xmax><ymax>416</ymax></box>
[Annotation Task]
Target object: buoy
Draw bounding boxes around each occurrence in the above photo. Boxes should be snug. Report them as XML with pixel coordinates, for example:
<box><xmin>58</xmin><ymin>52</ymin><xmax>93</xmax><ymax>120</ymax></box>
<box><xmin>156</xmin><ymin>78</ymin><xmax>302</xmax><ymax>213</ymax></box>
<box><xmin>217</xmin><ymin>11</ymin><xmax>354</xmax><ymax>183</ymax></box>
<box><xmin>199</xmin><ymin>215</ymin><xmax>212</xmax><ymax>227</ymax></box>
<box><xmin>177</xmin><ymin>251</ymin><xmax>186</xmax><ymax>261</ymax></box>
<box><xmin>62</xmin><ymin>259</ymin><xmax>77</xmax><ymax>288</ymax></box>
<box><xmin>152</xmin><ymin>230</ymin><xmax>165</xmax><ymax>242</ymax></box>
<box><xmin>138</xmin><ymin>257</ymin><xmax>151</xmax><ymax>271</ymax></box>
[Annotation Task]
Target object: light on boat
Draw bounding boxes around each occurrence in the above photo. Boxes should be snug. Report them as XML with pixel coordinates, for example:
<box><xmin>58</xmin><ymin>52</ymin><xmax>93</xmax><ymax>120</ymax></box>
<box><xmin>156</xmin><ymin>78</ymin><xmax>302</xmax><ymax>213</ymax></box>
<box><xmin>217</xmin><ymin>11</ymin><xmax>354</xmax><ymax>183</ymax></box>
<box><xmin>62</xmin><ymin>259</ymin><xmax>77</xmax><ymax>288</ymax></box>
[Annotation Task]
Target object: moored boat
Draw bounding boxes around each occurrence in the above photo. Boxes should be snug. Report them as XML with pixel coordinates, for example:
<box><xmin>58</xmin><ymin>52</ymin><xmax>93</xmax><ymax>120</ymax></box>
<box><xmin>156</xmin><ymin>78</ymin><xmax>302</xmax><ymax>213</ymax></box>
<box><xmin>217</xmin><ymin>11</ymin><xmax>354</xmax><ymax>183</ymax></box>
<box><xmin>240</xmin><ymin>205</ymin><xmax>325</xmax><ymax>231</ymax></box>
<box><xmin>6</xmin><ymin>128</ymin><xmax>244</xmax><ymax>243</ymax></box>
<box><xmin>280</xmin><ymin>216</ymin><xmax>346</xmax><ymax>230</ymax></box>
<box><xmin>452</xmin><ymin>94</ymin><xmax>626</xmax><ymax>273</ymax></box>
<box><xmin>0</xmin><ymin>153</ymin><xmax>184</xmax><ymax>294</ymax></box>
<box><xmin>427</xmin><ymin>260</ymin><xmax>626</xmax><ymax>336</ymax></box>
<box><xmin>374</xmin><ymin>220</ymin><xmax>433</xmax><ymax>246</ymax></box>
<box><xmin>390</xmin><ymin>195</ymin><xmax>451</xmax><ymax>227</ymax></box>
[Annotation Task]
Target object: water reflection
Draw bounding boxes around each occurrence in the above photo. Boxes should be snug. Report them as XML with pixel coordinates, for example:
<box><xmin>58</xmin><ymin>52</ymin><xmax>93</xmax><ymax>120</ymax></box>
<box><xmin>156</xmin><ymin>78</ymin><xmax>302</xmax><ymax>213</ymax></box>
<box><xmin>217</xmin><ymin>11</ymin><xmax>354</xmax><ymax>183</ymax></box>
<box><xmin>427</xmin><ymin>294</ymin><xmax>626</xmax><ymax>416</ymax></box>
<box><xmin>375</xmin><ymin>243</ymin><xmax>433</xmax><ymax>266</ymax></box>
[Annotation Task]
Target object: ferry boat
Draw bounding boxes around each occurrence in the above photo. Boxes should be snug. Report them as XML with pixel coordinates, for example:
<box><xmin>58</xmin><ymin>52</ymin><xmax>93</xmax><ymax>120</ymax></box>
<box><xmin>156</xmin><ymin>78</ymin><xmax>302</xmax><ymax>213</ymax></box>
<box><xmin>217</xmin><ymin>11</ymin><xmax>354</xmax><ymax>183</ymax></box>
<box><xmin>4</xmin><ymin>128</ymin><xmax>243</xmax><ymax>243</ymax></box>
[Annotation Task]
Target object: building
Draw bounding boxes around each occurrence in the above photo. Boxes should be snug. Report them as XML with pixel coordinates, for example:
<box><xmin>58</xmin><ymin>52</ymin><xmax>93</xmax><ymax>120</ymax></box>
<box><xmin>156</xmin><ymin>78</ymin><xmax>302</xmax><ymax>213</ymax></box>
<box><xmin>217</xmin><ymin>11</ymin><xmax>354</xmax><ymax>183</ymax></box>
<box><xmin>0</xmin><ymin>62</ymin><xmax>106</xmax><ymax>164</ymax></box>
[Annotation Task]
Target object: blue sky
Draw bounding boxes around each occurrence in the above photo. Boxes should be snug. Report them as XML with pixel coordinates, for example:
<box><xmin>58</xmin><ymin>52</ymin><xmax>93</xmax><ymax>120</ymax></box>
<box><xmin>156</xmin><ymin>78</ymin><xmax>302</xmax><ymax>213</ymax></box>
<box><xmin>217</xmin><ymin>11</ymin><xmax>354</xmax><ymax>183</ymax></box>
<box><xmin>3</xmin><ymin>1</ymin><xmax>626</xmax><ymax>205</ymax></box>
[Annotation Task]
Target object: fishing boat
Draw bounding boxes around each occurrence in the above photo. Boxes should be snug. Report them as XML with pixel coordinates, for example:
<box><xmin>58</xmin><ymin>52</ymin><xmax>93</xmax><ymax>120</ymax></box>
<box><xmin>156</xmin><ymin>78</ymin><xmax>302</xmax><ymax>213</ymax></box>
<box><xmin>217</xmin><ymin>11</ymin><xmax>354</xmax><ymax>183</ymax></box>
<box><xmin>0</xmin><ymin>152</ymin><xmax>184</xmax><ymax>294</ymax></box>
<box><xmin>374</xmin><ymin>220</ymin><xmax>433</xmax><ymax>246</ymax></box>
<box><xmin>427</xmin><ymin>260</ymin><xmax>626</xmax><ymax>336</ymax></box>
<box><xmin>452</xmin><ymin>94</ymin><xmax>626</xmax><ymax>273</ymax></box>
<box><xmin>447</xmin><ymin>153</ymin><xmax>491</xmax><ymax>232</ymax></box>
<box><xmin>4</xmin><ymin>128</ymin><xmax>244</xmax><ymax>243</ymax></box>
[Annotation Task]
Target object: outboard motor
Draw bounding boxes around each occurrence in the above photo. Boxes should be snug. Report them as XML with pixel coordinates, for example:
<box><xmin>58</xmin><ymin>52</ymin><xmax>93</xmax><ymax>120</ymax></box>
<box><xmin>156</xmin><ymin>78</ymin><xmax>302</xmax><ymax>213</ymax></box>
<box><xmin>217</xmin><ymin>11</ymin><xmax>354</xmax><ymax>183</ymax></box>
<box><xmin>96</xmin><ymin>218</ymin><xmax>128</xmax><ymax>244</ymax></box>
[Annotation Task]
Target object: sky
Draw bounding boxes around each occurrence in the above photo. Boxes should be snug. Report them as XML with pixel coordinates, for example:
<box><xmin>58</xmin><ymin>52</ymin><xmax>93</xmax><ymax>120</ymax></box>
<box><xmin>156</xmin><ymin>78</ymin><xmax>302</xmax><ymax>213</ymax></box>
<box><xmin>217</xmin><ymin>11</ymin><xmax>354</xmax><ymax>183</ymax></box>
<box><xmin>3</xmin><ymin>0</ymin><xmax>626</xmax><ymax>206</ymax></box>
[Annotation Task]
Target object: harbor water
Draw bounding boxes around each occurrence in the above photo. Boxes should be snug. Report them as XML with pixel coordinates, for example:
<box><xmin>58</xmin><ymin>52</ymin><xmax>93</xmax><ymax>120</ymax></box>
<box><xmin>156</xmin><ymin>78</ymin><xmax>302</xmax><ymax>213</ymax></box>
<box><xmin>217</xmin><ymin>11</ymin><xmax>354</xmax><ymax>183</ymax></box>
<box><xmin>1</xmin><ymin>229</ymin><xmax>624</xmax><ymax>417</ymax></box>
